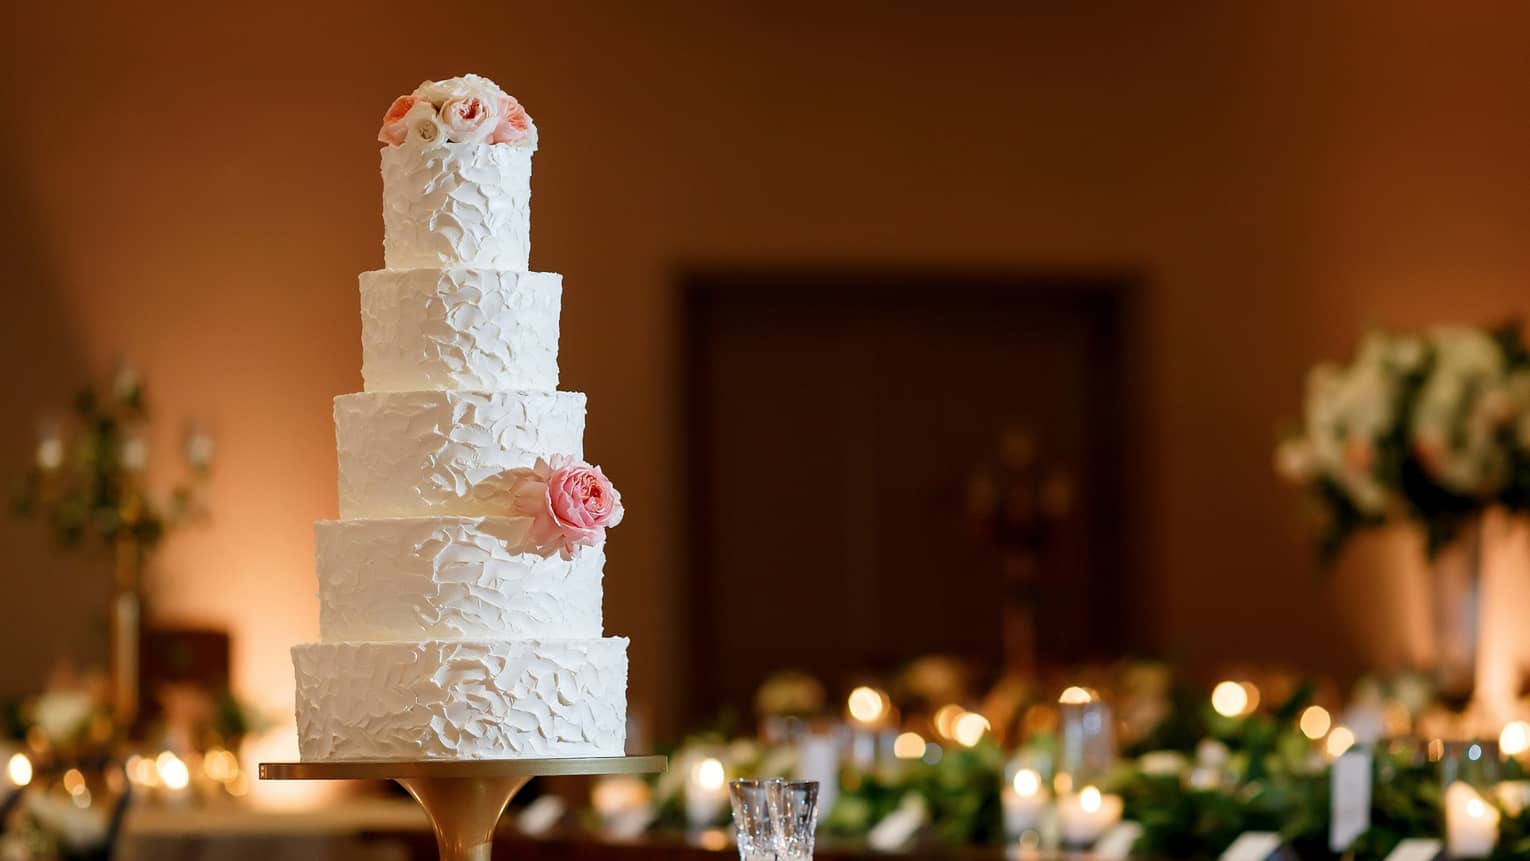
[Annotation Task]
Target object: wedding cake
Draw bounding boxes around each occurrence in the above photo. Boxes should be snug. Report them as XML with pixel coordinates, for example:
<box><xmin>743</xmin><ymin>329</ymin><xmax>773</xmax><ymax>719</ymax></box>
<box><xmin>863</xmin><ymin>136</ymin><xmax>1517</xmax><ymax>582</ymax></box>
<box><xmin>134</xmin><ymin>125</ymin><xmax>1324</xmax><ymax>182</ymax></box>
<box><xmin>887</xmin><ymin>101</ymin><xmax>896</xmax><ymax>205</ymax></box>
<box><xmin>291</xmin><ymin>75</ymin><xmax>629</xmax><ymax>761</ymax></box>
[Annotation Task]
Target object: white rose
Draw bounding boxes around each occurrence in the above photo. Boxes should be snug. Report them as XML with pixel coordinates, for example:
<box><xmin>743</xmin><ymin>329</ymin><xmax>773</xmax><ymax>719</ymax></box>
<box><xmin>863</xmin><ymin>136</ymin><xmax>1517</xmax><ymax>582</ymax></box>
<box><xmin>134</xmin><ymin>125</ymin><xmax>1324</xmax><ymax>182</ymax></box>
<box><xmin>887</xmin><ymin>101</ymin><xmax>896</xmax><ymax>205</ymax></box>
<box><xmin>1138</xmin><ymin>750</ymin><xmax>1189</xmax><ymax>778</ymax></box>
<box><xmin>411</xmin><ymin>74</ymin><xmax>505</xmax><ymax>107</ymax></box>
<box><xmin>404</xmin><ymin>101</ymin><xmax>443</xmax><ymax>145</ymax></box>
<box><xmin>1186</xmin><ymin>766</ymin><xmax>1221</xmax><ymax>791</ymax></box>
<box><xmin>1196</xmin><ymin>737</ymin><xmax>1230</xmax><ymax>769</ymax></box>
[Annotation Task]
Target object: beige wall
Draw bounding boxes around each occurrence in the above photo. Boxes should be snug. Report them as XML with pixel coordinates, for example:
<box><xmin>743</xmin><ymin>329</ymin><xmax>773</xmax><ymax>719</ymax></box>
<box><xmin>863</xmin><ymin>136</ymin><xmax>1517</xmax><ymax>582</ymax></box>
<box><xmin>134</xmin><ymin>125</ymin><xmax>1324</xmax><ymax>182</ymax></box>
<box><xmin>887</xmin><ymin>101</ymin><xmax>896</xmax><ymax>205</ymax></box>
<box><xmin>4</xmin><ymin>1</ymin><xmax>1529</xmax><ymax>739</ymax></box>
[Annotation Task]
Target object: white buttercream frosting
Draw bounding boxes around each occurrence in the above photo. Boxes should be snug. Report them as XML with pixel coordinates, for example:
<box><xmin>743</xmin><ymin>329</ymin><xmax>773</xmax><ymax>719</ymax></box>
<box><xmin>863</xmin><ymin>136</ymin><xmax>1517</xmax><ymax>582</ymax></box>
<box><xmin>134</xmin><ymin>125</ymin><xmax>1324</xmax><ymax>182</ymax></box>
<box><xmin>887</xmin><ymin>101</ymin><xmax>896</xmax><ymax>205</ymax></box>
<box><xmin>293</xmin><ymin>637</ymin><xmax>627</xmax><ymax>760</ymax></box>
<box><xmin>295</xmin><ymin>73</ymin><xmax>629</xmax><ymax>764</ymax></box>
<box><xmin>315</xmin><ymin>516</ymin><xmax>604</xmax><ymax>642</ymax></box>
<box><xmin>382</xmin><ymin>143</ymin><xmax>532</xmax><ymax>271</ymax></box>
<box><xmin>334</xmin><ymin>389</ymin><xmax>585</xmax><ymax>519</ymax></box>
<box><xmin>360</xmin><ymin>268</ymin><xmax>561</xmax><ymax>393</ymax></box>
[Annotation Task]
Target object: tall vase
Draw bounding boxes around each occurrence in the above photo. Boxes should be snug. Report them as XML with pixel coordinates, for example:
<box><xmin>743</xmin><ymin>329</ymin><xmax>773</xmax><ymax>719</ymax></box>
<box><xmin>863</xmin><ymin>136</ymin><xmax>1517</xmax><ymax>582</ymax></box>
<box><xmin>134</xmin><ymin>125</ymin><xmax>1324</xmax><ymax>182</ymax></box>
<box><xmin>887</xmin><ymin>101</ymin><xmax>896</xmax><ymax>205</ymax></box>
<box><xmin>111</xmin><ymin>535</ymin><xmax>142</xmax><ymax>730</ymax></box>
<box><xmin>1430</xmin><ymin>518</ymin><xmax>1482</xmax><ymax>713</ymax></box>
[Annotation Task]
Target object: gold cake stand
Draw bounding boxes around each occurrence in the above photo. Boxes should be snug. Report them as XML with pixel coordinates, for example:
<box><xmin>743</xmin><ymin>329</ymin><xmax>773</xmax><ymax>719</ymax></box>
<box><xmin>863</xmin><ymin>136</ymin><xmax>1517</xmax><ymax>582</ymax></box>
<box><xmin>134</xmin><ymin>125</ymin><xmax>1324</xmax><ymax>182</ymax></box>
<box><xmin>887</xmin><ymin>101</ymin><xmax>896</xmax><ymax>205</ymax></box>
<box><xmin>261</xmin><ymin>755</ymin><xmax>667</xmax><ymax>861</ymax></box>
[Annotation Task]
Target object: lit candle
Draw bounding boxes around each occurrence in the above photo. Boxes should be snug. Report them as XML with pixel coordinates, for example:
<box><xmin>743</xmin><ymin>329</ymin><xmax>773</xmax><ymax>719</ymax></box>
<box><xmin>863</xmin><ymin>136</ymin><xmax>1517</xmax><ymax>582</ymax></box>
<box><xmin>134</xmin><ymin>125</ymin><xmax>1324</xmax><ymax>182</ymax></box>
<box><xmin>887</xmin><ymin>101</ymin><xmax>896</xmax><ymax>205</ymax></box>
<box><xmin>1056</xmin><ymin>785</ymin><xmax>1122</xmax><ymax>848</ymax></box>
<box><xmin>846</xmin><ymin>687</ymin><xmax>891</xmax><ymax>768</ymax></box>
<box><xmin>684</xmin><ymin>757</ymin><xmax>727</xmax><ymax>830</ymax></box>
<box><xmin>156</xmin><ymin>751</ymin><xmax>192</xmax><ymax>806</ymax></box>
<box><xmin>1001</xmin><ymin>768</ymin><xmax>1048</xmax><ymax>838</ymax></box>
<box><xmin>846</xmin><ymin>686</ymin><xmax>888</xmax><ymax>728</ymax></box>
<box><xmin>1444</xmin><ymin>781</ymin><xmax>1499</xmax><ymax>859</ymax></box>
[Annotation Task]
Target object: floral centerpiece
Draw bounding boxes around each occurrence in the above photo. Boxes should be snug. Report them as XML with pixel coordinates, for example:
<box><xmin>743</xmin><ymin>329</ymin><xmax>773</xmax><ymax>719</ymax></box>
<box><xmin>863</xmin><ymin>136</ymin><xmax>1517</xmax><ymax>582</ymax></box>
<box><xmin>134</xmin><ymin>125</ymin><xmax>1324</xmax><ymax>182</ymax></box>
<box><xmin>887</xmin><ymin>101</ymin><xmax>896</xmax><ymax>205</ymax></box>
<box><xmin>1277</xmin><ymin>324</ymin><xmax>1530</xmax><ymax>558</ymax></box>
<box><xmin>11</xmin><ymin>366</ymin><xmax>213</xmax><ymax>729</ymax></box>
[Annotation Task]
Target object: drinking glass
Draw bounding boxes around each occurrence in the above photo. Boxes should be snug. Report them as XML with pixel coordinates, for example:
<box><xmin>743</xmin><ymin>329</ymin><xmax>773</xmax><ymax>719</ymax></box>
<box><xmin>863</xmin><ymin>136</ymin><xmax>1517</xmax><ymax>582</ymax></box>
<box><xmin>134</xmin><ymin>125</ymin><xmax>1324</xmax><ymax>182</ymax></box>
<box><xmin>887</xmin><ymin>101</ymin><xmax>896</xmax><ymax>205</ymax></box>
<box><xmin>729</xmin><ymin>778</ymin><xmax>783</xmax><ymax>861</ymax></box>
<box><xmin>771</xmin><ymin>780</ymin><xmax>820</xmax><ymax>860</ymax></box>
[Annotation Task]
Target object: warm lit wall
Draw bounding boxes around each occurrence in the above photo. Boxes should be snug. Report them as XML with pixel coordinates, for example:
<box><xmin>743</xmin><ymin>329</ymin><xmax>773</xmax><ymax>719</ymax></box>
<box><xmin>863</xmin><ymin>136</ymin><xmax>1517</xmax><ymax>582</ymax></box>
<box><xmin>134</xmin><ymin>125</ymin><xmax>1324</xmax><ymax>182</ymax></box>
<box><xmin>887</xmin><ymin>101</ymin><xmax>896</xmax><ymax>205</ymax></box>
<box><xmin>4</xmin><ymin>2</ymin><xmax>1530</xmax><ymax>739</ymax></box>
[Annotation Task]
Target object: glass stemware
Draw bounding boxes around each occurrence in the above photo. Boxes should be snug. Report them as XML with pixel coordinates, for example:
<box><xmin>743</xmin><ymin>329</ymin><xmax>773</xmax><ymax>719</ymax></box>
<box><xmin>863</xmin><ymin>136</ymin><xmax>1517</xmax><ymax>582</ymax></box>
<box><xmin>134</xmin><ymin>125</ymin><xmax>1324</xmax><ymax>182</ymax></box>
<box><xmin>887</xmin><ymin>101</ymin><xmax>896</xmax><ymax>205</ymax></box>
<box><xmin>729</xmin><ymin>778</ymin><xmax>783</xmax><ymax>861</ymax></box>
<box><xmin>771</xmin><ymin>779</ymin><xmax>820</xmax><ymax>860</ymax></box>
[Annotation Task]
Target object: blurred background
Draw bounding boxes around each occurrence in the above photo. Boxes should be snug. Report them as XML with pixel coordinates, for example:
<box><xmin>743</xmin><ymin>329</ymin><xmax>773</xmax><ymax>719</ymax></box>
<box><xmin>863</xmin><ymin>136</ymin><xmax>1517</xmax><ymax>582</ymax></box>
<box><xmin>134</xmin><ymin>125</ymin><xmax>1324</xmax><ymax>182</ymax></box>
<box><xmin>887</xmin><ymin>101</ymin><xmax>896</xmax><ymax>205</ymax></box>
<box><xmin>5</xmin><ymin>2</ymin><xmax>1530</xmax><ymax>859</ymax></box>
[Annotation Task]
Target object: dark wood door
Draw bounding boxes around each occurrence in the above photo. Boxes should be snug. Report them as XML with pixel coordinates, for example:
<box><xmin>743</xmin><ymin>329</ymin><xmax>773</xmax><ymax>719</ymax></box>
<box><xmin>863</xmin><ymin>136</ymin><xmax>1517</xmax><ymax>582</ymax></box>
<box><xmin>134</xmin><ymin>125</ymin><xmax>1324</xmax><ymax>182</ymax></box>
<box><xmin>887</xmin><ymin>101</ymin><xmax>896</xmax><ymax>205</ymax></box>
<box><xmin>682</xmin><ymin>272</ymin><xmax>1135</xmax><ymax>720</ymax></box>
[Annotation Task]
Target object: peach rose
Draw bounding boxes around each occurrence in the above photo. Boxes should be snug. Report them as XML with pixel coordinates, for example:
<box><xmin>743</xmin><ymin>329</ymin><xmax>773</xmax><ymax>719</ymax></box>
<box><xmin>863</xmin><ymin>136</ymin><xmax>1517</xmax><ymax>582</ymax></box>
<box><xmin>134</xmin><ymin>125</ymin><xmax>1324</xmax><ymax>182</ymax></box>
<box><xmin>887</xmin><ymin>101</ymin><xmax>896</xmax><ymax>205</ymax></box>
<box><xmin>378</xmin><ymin>95</ymin><xmax>421</xmax><ymax>146</ymax></box>
<box><xmin>490</xmin><ymin>94</ymin><xmax>532</xmax><ymax>145</ymax></box>
<box><xmin>439</xmin><ymin>96</ymin><xmax>496</xmax><ymax>143</ymax></box>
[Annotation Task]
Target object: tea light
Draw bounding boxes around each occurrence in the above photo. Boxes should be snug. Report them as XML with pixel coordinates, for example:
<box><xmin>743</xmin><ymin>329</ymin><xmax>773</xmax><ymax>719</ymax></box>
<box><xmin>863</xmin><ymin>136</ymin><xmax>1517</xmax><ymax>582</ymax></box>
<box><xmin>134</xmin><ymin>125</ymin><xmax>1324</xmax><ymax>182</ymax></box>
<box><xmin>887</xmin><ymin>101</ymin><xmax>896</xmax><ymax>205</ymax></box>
<box><xmin>1444</xmin><ymin>781</ymin><xmax>1499</xmax><ymax>859</ymax></box>
<box><xmin>1002</xmin><ymin>768</ymin><xmax>1048</xmax><ymax>837</ymax></box>
<box><xmin>1057</xmin><ymin>785</ymin><xmax>1122</xmax><ymax>848</ymax></box>
<box><xmin>592</xmin><ymin>775</ymin><xmax>651</xmax><ymax>824</ymax></box>
<box><xmin>684</xmin><ymin>757</ymin><xmax>727</xmax><ymax>829</ymax></box>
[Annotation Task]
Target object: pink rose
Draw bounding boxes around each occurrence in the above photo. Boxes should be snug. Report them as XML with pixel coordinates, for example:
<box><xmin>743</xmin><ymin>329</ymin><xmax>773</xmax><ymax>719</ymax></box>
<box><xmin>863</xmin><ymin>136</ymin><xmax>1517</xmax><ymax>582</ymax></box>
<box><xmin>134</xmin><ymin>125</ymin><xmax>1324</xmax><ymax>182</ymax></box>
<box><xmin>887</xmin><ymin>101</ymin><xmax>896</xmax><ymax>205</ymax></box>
<box><xmin>439</xmin><ymin>96</ymin><xmax>496</xmax><ymax>143</ymax></box>
<box><xmin>489</xmin><ymin>94</ymin><xmax>532</xmax><ymax>145</ymax></box>
<box><xmin>549</xmin><ymin>460</ymin><xmax>623</xmax><ymax>530</ymax></box>
<box><xmin>504</xmin><ymin>457</ymin><xmax>624</xmax><ymax>558</ymax></box>
<box><xmin>378</xmin><ymin>95</ymin><xmax>419</xmax><ymax>146</ymax></box>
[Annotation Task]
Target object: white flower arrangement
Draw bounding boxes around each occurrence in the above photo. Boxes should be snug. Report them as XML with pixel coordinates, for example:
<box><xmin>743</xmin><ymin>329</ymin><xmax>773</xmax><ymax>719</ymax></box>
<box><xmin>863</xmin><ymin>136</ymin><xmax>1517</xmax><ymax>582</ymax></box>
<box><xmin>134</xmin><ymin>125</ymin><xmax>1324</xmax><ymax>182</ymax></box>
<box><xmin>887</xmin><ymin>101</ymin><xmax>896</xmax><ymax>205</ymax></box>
<box><xmin>1278</xmin><ymin>323</ymin><xmax>1530</xmax><ymax>557</ymax></box>
<box><xmin>378</xmin><ymin>74</ymin><xmax>538</xmax><ymax>149</ymax></box>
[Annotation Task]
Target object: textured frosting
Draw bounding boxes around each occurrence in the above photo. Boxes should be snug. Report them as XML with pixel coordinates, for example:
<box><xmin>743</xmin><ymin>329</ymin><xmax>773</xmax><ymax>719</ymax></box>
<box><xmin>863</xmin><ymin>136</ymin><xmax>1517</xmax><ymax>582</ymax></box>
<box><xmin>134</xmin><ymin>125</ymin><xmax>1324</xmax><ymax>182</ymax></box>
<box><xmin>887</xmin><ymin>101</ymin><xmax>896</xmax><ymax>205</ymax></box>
<box><xmin>360</xmin><ymin>268</ymin><xmax>561</xmax><ymax>393</ymax></box>
<box><xmin>295</xmin><ymin>74</ymin><xmax>630</xmax><ymax>764</ymax></box>
<box><xmin>382</xmin><ymin>143</ymin><xmax>532</xmax><ymax>270</ymax></box>
<box><xmin>293</xmin><ymin>638</ymin><xmax>628</xmax><ymax>760</ymax></box>
<box><xmin>316</xmin><ymin>516</ymin><xmax>604</xmax><ymax>642</ymax></box>
<box><xmin>334</xmin><ymin>390</ymin><xmax>585</xmax><ymax>519</ymax></box>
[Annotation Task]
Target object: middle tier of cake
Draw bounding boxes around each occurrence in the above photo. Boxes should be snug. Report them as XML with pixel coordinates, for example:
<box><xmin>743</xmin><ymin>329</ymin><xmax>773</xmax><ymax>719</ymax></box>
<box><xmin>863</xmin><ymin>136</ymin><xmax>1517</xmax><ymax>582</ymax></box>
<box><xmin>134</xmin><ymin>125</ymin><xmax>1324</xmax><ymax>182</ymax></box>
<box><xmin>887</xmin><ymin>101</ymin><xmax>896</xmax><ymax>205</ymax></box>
<box><xmin>316</xmin><ymin>516</ymin><xmax>605</xmax><ymax>642</ymax></box>
<box><xmin>335</xmin><ymin>389</ymin><xmax>586</xmax><ymax>519</ymax></box>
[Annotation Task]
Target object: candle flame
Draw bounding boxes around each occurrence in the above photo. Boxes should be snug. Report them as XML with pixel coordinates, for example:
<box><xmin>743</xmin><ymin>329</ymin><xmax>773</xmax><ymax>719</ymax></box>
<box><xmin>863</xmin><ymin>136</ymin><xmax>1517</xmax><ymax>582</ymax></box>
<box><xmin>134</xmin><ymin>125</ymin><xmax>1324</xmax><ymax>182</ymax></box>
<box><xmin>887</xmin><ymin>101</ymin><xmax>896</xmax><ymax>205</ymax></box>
<box><xmin>1299</xmin><ymin>705</ymin><xmax>1332</xmax><ymax>740</ymax></box>
<box><xmin>694</xmin><ymin>757</ymin><xmax>725</xmax><ymax>791</ymax></box>
<box><xmin>1013</xmin><ymin>768</ymin><xmax>1041</xmax><ymax>796</ymax></box>
<box><xmin>847</xmin><ymin>686</ymin><xmax>886</xmax><ymax>724</ymax></box>
<box><xmin>893</xmin><ymin>732</ymin><xmax>926</xmax><ymax>760</ymax></box>
<box><xmin>1058</xmin><ymin>686</ymin><xmax>1095</xmax><ymax>705</ymax></box>
<box><xmin>6</xmin><ymin>754</ymin><xmax>32</xmax><ymax>787</ymax></box>
<box><xmin>1211</xmin><ymin>681</ymin><xmax>1249</xmax><ymax>717</ymax></box>
<box><xmin>1501</xmin><ymin>721</ymin><xmax>1530</xmax><ymax>757</ymax></box>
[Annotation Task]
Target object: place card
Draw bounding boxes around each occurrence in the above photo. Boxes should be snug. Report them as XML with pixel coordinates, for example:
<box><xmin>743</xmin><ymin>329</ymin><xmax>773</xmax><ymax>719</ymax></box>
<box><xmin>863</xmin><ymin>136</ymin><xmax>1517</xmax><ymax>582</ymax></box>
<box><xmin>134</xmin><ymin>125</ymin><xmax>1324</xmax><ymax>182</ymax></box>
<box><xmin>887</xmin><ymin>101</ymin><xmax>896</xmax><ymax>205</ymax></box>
<box><xmin>515</xmin><ymin>795</ymin><xmax>566</xmax><ymax>836</ymax></box>
<box><xmin>1330</xmin><ymin>748</ymin><xmax>1373</xmax><ymax>852</ymax></box>
<box><xmin>1094</xmin><ymin>821</ymin><xmax>1145</xmax><ymax>858</ymax></box>
<box><xmin>1219</xmin><ymin>831</ymin><xmax>1283</xmax><ymax>861</ymax></box>
<box><xmin>867</xmin><ymin>794</ymin><xmax>928</xmax><ymax>851</ymax></box>
<box><xmin>604</xmin><ymin>807</ymin><xmax>657</xmax><ymax>841</ymax></box>
<box><xmin>1382</xmin><ymin>837</ymin><xmax>1443</xmax><ymax>861</ymax></box>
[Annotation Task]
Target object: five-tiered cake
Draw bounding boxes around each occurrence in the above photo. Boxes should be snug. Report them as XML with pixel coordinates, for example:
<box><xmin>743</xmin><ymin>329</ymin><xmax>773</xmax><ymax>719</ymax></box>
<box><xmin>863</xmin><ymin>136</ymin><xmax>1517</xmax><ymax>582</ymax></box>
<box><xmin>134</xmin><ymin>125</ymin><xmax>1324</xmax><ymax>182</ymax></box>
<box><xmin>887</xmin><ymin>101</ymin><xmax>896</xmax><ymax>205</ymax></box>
<box><xmin>292</xmin><ymin>75</ymin><xmax>629</xmax><ymax>761</ymax></box>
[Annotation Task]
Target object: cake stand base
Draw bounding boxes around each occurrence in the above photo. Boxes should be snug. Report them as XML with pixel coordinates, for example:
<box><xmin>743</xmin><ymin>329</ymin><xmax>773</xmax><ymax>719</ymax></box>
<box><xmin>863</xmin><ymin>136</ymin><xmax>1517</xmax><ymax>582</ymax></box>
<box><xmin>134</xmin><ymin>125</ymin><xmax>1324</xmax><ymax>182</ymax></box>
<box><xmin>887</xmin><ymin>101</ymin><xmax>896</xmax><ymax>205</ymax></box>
<box><xmin>260</xmin><ymin>755</ymin><xmax>666</xmax><ymax>861</ymax></box>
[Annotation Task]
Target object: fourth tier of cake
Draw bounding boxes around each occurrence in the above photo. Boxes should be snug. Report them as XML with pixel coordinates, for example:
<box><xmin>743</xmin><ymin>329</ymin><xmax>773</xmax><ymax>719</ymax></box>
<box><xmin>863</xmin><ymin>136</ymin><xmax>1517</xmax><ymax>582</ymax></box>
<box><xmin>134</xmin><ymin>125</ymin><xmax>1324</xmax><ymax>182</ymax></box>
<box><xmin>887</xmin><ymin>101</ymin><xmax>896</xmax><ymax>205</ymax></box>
<box><xmin>292</xmin><ymin>76</ymin><xmax>628</xmax><ymax>762</ymax></box>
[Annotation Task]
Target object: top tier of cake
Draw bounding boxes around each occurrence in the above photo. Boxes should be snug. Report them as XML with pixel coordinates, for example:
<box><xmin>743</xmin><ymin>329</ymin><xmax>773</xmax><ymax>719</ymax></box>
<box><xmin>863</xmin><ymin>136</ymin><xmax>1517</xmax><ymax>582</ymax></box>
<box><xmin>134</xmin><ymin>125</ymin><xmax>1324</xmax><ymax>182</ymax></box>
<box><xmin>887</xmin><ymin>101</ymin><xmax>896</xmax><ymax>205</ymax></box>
<box><xmin>383</xmin><ymin>143</ymin><xmax>533</xmax><ymax>271</ymax></box>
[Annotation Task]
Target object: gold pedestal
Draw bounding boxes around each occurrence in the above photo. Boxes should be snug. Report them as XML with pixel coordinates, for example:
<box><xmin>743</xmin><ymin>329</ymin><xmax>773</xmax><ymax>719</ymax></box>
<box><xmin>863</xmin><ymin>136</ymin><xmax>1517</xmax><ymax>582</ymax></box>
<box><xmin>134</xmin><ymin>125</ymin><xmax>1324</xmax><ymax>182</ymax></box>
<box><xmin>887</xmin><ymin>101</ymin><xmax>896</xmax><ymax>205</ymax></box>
<box><xmin>260</xmin><ymin>755</ymin><xmax>666</xmax><ymax>861</ymax></box>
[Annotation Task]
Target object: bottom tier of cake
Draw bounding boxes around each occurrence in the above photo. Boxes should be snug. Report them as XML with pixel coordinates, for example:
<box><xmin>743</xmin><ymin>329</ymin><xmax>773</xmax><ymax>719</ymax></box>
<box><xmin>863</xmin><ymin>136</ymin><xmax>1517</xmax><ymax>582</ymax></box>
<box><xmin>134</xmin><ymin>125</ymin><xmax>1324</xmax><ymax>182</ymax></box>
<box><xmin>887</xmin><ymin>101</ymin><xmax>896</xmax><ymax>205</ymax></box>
<box><xmin>292</xmin><ymin>637</ymin><xmax>628</xmax><ymax>760</ymax></box>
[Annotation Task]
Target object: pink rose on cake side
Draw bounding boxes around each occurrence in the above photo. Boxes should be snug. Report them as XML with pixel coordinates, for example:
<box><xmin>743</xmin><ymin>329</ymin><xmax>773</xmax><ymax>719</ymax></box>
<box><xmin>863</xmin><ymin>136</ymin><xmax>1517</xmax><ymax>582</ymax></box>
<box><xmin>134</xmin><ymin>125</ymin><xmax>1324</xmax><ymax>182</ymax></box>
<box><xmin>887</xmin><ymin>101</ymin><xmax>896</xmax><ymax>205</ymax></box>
<box><xmin>490</xmin><ymin>94</ymin><xmax>532</xmax><ymax>144</ymax></box>
<box><xmin>377</xmin><ymin>95</ymin><xmax>421</xmax><ymax>146</ymax></box>
<box><xmin>439</xmin><ymin>95</ymin><xmax>497</xmax><ymax>143</ymax></box>
<box><xmin>504</xmin><ymin>456</ymin><xmax>624</xmax><ymax>558</ymax></box>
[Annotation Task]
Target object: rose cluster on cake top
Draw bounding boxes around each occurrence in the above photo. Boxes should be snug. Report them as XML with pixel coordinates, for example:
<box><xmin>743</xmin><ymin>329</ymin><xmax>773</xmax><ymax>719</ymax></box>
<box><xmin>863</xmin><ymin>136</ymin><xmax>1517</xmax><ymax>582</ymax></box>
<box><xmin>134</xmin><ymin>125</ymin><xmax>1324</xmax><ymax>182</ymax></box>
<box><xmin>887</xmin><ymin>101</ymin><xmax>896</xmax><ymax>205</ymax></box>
<box><xmin>378</xmin><ymin>74</ymin><xmax>537</xmax><ymax>148</ymax></box>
